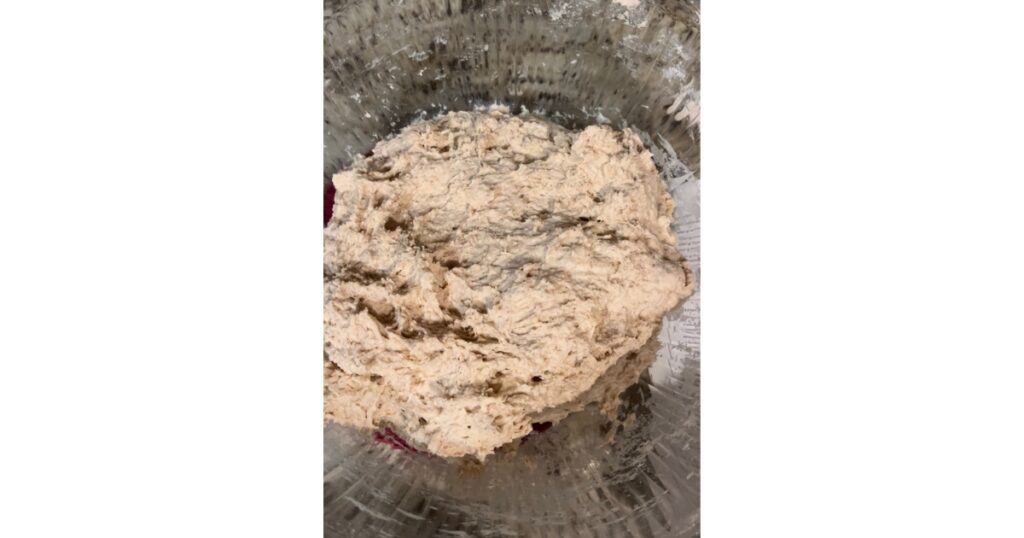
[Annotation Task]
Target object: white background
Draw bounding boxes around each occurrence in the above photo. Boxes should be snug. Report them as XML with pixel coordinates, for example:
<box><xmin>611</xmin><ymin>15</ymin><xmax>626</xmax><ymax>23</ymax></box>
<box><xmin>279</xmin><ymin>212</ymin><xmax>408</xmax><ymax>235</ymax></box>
<box><xmin>1</xmin><ymin>0</ymin><xmax>1022</xmax><ymax>536</ymax></box>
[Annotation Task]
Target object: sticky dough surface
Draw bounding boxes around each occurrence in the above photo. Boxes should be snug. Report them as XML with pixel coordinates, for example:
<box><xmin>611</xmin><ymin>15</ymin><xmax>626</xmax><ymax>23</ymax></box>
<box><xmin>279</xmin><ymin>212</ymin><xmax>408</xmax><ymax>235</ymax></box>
<box><xmin>324</xmin><ymin>109</ymin><xmax>693</xmax><ymax>460</ymax></box>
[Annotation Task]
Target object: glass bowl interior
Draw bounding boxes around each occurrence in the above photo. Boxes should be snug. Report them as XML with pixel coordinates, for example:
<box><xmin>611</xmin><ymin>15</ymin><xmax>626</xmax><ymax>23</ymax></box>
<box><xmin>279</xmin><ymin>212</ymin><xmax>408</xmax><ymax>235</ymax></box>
<box><xmin>324</xmin><ymin>0</ymin><xmax>700</xmax><ymax>535</ymax></box>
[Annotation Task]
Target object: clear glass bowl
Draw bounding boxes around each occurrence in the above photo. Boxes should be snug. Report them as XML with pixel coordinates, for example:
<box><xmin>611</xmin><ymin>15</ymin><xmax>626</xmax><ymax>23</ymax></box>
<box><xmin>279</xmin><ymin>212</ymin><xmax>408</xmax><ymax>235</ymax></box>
<box><xmin>324</xmin><ymin>0</ymin><xmax>700</xmax><ymax>535</ymax></box>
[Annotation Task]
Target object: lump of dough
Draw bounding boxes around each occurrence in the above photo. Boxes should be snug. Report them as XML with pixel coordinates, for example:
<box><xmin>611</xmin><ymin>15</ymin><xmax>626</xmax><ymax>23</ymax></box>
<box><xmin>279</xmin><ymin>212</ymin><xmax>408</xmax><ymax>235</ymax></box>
<box><xmin>324</xmin><ymin>108</ymin><xmax>694</xmax><ymax>460</ymax></box>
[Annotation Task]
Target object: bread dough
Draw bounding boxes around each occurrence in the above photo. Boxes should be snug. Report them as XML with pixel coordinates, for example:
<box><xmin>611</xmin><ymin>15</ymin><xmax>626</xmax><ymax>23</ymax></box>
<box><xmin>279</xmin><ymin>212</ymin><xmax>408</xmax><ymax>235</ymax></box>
<box><xmin>324</xmin><ymin>109</ymin><xmax>694</xmax><ymax>460</ymax></box>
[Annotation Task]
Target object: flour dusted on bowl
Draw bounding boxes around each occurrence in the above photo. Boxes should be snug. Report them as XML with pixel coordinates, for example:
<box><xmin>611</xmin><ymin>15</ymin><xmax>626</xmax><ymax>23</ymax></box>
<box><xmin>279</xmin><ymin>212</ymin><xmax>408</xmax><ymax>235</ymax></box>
<box><xmin>324</xmin><ymin>108</ymin><xmax>693</xmax><ymax>460</ymax></box>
